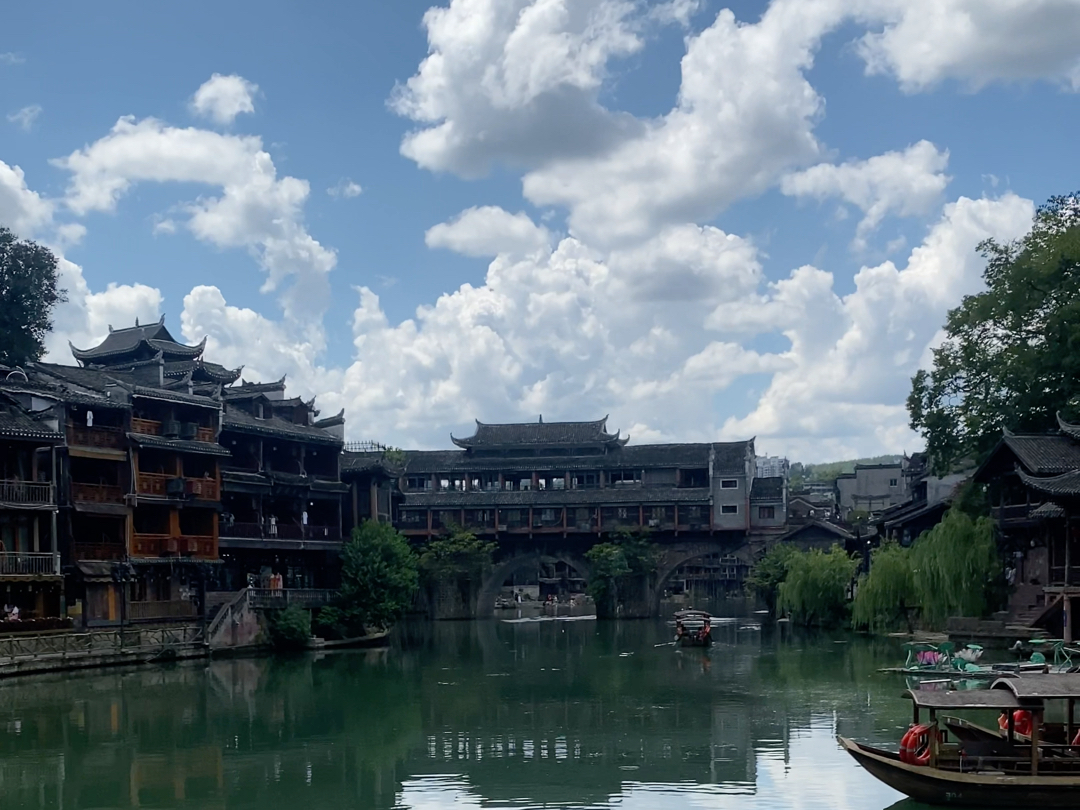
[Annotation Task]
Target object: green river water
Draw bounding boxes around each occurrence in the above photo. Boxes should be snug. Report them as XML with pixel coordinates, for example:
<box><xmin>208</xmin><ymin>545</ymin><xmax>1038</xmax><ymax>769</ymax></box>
<box><xmin>0</xmin><ymin>616</ymin><xmax>987</xmax><ymax>810</ymax></box>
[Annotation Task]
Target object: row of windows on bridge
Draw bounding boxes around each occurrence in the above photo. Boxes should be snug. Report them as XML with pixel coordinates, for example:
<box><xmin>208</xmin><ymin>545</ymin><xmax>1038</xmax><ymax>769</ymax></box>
<box><xmin>397</xmin><ymin>503</ymin><xmax>775</xmax><ymax>526</ymax></box>
<box><xmin>403</xmin><ymin>469</ymin><xmax>739</xmax><ymax>493</ymax></box>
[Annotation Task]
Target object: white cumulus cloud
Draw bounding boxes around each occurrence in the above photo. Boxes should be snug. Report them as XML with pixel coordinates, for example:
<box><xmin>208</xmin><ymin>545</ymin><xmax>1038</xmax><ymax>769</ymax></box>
<box><xmin>426</xmin><ymin>206</ymin><xmax>552</xmax><ymax>257</ymax></box>
<box><xmin>327</xmin><ymin>178</ymin><xmax>363</xmax><ymax>198</ymax></box>
<box><xmin>781</xmin><ymin>140</ymin><xmax>951</xmax><ymax>251</ymax></box>
<box><xmin>190</xmin><ymin>73</ymin><xmax>259</xmax><ymax>125</ymax></box>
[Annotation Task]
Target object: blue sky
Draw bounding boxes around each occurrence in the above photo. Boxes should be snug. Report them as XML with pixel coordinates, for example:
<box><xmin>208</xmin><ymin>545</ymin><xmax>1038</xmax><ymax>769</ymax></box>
<box><xmin>3</xmin><ymin>0</ymin><xmax>1080</xmax><ymax>461</ymax></box>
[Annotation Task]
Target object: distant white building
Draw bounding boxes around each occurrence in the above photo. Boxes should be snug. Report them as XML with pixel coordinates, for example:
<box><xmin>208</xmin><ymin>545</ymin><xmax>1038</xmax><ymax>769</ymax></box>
<box><xmin>756</xmin><ymin>455</ymin><xmax>789</xmax><ymax>479</ymax></box>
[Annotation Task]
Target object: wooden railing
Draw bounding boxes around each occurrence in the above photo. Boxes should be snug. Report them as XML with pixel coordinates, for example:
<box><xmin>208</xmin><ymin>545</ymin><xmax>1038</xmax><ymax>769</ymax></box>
<box><xmin>246</xmin><ymin>589</ymin><xmax>336</xmax><ymax>610</ymax></box>
<box><xmin>127</xmin><ymin>600</ymin><xmax>197</xmax><ymax>621</ymax></box>
<box><xmin>0</xmin><ymin>552</ymin><xmax>60</xmax><ymax>576</ymax></box>
<box><xmin>136</xmin><ymin>472</ymin><xmax>171</xmax><ymax>497</ymax></box>
<box><xmin>220</xmin><ymin>522</ymin><xmax>343</xmax><ymax>542</ymax></box>
<box><xmin>71</xmin><ymin>482</ymin><xmax>123</xmax><ymax>503</ymax></box>
<box><xmin>0</xmin><ymin>480</ymin><xmax>54</xmax><ymax>507</ymax></box>
<box><xmin>136</xmin><ymin>473</ymin><xmax>218</xmax><ymax>501</ymax></box>
<box><xmin>67</xmin><ymin>424</ymin><xmax>124</xmax><ymax>450</ymax></box>
<box><xmin>0</xmin><ymin>626</ymin><xmax>204</xmax><ymax>664</ymax></box>
<box><xmin>71</xmin><ymin>543</ymin><xmax>126</xmax><ymax>561</ymax></box>
<box><xmin>196</xmin><ymin>426</ymin><xmax>215</xmax><ymax>443</ymax></box>
<box><xmin>130</xmin><ymin>417</ymin><xmax>161</xmax><ymax>436</ymax></box>
<box><xmin>131</xmin><ymin>534</ymin><xmax>216</xmax><ymax>558</ymax></box>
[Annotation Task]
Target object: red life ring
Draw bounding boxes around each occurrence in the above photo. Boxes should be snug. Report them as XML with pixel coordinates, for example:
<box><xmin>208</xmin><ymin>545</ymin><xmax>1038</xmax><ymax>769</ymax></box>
<box><xmin>1013</xmin><ymin>710</ymin><xmax>1033</xmax><ymax>737</ymax></box>
<box><xmin>900</xmin><ymin>724</ymin><xmax>936</xmax><ymax>765</ymax></box>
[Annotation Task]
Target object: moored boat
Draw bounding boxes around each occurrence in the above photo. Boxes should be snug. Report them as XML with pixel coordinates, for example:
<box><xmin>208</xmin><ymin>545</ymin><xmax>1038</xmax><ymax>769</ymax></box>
<box><xmin>839</xmin><ymin>674</ymin><xmax>1080</xmax><ymax>807</ymax></box>
<box><xmin>673</xmin><ymin>609</ymin><xmax>712</xmax><ymax>647</ymax></box>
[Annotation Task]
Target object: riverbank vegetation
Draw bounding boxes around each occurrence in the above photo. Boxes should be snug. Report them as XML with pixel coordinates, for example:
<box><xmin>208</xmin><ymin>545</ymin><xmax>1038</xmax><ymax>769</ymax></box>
<box><xmin>314</xmin><ymin>521</ymin><xmax>419</xmax><ymax>641</ymax></box>
<box><xmin>776</xmin><ymin>545</ymin><xmax>857</xmax><ymax>627</ymax></box>
<box><xmin>586</xmin><ymin>528</ymin><xmax>658</xmax><ymax>617</ymax></box>
<box><xmin>852</xmin><ymin>509</ymin><xmax>1000</xmax><ymax>632</ymax></box>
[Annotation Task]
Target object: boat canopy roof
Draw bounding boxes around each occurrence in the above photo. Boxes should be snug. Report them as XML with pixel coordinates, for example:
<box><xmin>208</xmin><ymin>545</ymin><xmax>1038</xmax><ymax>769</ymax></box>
<box><xmin>903</xmin><ymin>688</ymin><xmax>1020</xmax><ymax>710</ymax></box>
<box><xmin>674</xmin><ymin>610</ymin><xmax>711</xmax><ymax>619</ymax></box>
<box><xmin>992</xmin><ymin>673</ymin><xmax>1080</xmax><ymax>700</ymax></box>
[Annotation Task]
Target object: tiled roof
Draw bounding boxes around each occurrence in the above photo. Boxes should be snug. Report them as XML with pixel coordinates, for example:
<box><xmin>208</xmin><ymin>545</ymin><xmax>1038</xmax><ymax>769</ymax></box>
<box><xmin>1017</xmin><ymin>468</ymin><xmax>1080</xmax><ymax>497</ymax></box>
<box><xmin>750</xmin><ymin>476</ymin><xmax>784</xmax><ymax>501</ymax></box>
<box><xmin>451</xmin><ymin>417</ymin><xmax>626</xmax><ymax>448</ymax></box>
<box><xmin>224</xmin><ymin>377</ymin><xmax>287</xmax><ymax>398</ymax></box>
<box><xmin>1003</xmin><ymin>434</ymin><xmax>1080</xmax><ymax>475</ymax></box>
<box><xmin>132</xmin><ymin>385</ymin><xmax>220</xmax><ymax>408</ymax></box>
<box><xmin>400</xmin><ymin>486</ymin><xmax>712</xmax><ymax>508</ymax></box>
<box><xmin>70</xmin><ymin>317</ymin><xmax>205</xmax><ymax>362</ymax></box>
<box><xmin>127</xmin><ymin>433</ymin><xmax>232</xmax><ymax>457</ymax></box>
<box><xmin>222</xmin><ymin>407</ymin><xmax>342</xmax><ymax>445</ymax></box>
<box><xmin>341</xmin><ymin>451</ymin><xmax>400</xmax><ymax>475</ymax></box>
<box><xmin>1057</xmin><ymin>412</ymin><xmax>1080</xmax><ymax>442</ymax></box>
<box><xmin>163</xmin><ymin>359</ymin><xmax>241</xmax><ymax>384</ymax></box>
<box><xmin>1030</xmin><ymin>502</ymin><xmax>1068</xmax><ymax>519</ymax></box>
<box><xmin>711</xmin><ymin>441</ymin><xmax>752</xmax><ymax>475</ymax></box>
<box><xmin>0</xmin><ymin>397</ymin><xmax>61</xmax><ymax>441</ymax></box>
<box><xmin>782</xmin><ymin>519</ymin><xmax>854</xmax><ymax>543</ymax></box>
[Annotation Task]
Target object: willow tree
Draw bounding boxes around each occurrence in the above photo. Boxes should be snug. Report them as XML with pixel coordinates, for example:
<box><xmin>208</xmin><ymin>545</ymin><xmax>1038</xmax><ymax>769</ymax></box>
<box><xmin>851</xmin><ymin>509</ymin><xmax>1001</xmax><ymax>632</ymax></box>
<box><xmin>777</xmin><ymin>545</ymin><xmax>857</xmax><ymax>627</ymax></box>
<box><xmin>911</xmin><ymin>509</ymin><xmax>1000</xmax><ymax>626</ymax></box>
<box><xmin>851</xmin><ymin>542</ymin><xmax>918</xmax><ymax>633</ymax></box>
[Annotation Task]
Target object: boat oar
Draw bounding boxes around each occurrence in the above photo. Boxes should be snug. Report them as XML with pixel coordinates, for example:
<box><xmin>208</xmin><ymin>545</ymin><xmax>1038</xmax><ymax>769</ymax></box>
<box><xmin>655</xmin><ymin>641</ymin><xmax>677</xmax><ymax>647</ymax></box>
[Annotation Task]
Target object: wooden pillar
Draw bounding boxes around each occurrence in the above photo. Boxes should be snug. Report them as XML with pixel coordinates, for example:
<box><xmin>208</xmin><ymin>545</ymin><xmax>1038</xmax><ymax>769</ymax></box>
<box><xmin>562</xmin><ymin>507</ymin><xmax>567</xmax><ymax>535</ymax></box>
<box><xmin>929</xmin><ymin>709</ymin><xmax>938</xmax><ymax>769</ymax></box>
<box><xmin>564</xmin><ymin>472</ymin><xmax>570</xmax><ymax>490</ymax></box>
<box><xmin>431</xmin><ymin>474</ymin><xmax>439</xmax><ymax>492</ymax></box>
<box><xmin>498</xmin><ymin>472</ymin><xmax>505</xmax><ymax>491</ymax></box>
<box><xmin>369</xmin><ymin>480</ymin><xmax>378</xmax><ymax>522</ymax></box>
<box><xmin>1067</xmin><ymin>596</ymin><xmax>1074</xmax><ymax>644</ymax></box>
<box><xmin>1068</xmin><ymin>699</ymin><xmax>1075</xmax><ymax>748</ymax></box>
<box><xmin>1032</xmin><ymin>711</ymin><xmax>1041</xmax><ymax>775</ymax></box>
<box><xmin>596</xmin><ymin>507</ymin><xmax>602</xmax><ymax>535</ymax></box>
<box><xmin>674</xmin><ymin>505</ymin><xmax>680</xmax><ymax>535</ymax></box>
<box><xmin>32</xmin><ymin>515</ymin><xmax>39</xmax><ymax>552</ymax></box>
<box><xmin>532</xmin><ymin>471</ymin><xmax>539</xmax><ymax>491</ymax></box>
<box><xmin>639</xmin><ymin>505</ymin><xmax>644</xmax><ymax>527</ymax></box>
<box><xmin>599</xmin><ymin>470</ymin><xmax>606</xmax><ymax>489</ymax></box>
<box><xmin>257</xmin><ymin>439</ymin><xmax>263</xmax><ymax>472</ymax></box>
<box><xmin>528</xmin><ymin>507</ymin><xmax>534</xmax><ymax>533</ymax></box>
<box><xmin>169</xmin><ymin>508</ymin><xmax>180</xmax><ymax>538</ymax></box>
<box><xmin>351</xmin><ymin>481</ymin><xmax>359</xmax><ymax>529</ymax></box>
<box><xmin>427</xmin><ymin>509</ymin><xmax>433</xmax><ymax>535</ymax></box>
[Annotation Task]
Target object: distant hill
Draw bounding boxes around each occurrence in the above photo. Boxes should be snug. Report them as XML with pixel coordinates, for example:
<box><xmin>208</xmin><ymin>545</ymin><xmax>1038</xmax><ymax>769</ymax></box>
<box><xmin>789</xmin><ymin>455</ymin><xmax>904</xmax><ymax>489</ymax></box>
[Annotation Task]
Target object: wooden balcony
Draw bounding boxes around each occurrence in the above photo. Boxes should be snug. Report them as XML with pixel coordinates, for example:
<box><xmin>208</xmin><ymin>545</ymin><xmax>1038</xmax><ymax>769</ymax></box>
<box><xmin>67</xmin><ymin>424</ymin><xmax>125</xmax><ymax>450</ymax></box>
<box><xmin>131</xmin><ymin>418</ymin><xmax>161</xmax><ymax>436</ymax></box>
<box><xmin>71</xmin><ymin>482</ymin><xmax>124</xmax><ymax>504</ymax></box>
<box><xmin>220</xmin><ymin>522</ymin><xmax>343</xmax><ymax>542</ymax></box>
<box><xmin>131</xmin><ymin>534</ymin><xmax>216</xmax><ymax>559</ymax></box>
<box><xmin>128</xmin><ymin>599</ymin><xmax>197</xmax><ymax>621</ymax></box>
<box><xmin>72</xmin><ymin>543</ymin><xmax>126</xmax><ymax>562</ymax></box>
<box><xmin>136</xmin><ymin>472</ymin><xmax>219</xmax><ymax>501</ymax></box>
<box><xmin>129</xmin><ymin>418</ymin><xmax>214</xmax><ymax>443</ymax></box>
<box><xmin>0</xmin><ymin>480</ymin><xmax>54</xmax><ymax>508</ymax></box>
<box><xmin>0</xmin><ymin>552</ymin><xmax>60</xmax><ymax>577</ymax></box>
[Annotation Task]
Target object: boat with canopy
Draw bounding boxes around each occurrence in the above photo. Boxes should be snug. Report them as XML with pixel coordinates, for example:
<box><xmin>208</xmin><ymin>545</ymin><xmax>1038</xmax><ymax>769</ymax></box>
<box><xmin>839</xmin><ymin>674</ymin><xmax>1080</xmax><ymax>807</ymax></box>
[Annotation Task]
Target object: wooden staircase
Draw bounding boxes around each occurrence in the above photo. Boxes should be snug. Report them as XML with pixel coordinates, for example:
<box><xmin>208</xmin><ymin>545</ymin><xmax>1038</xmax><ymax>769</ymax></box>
<box><xmin>1007</xmin><ymin>583</ymin><xmax>1056</xmax><ymax>629</ymax></box>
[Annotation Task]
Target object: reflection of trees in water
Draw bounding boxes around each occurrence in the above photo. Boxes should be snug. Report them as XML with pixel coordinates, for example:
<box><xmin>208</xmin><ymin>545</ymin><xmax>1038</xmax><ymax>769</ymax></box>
<box><xmin>0</xmin><ymin>623</ymin><xmax>918</xmax><ymax>809</ymax></box>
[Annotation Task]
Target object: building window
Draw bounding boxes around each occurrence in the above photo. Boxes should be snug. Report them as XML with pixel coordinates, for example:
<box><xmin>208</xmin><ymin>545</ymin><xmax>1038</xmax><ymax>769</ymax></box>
<box><xmin>651</xmin><ymin>506</ymin><xmax>665</xmax><ymax>521</ymax></box>
<box><xmin>541</xmin><ymin>508</ymin><xmax>556</xmax><ymax>522</ymax></box>
<box><xmin>758</xmin><ymin>506</ymin><xmax>775</xmax><ymax>520</ymax></box>
<box><xmin>617</xmin><ymin>507</ymin><xmax>628</xmax><ymax>519</ymax></box>
<box><xmin>686</xmin><ymin>506</ymin><xmax>702</xmax><ymax>521</ymax></box>
<box><xmin>721</xmin><ymin>504</ymin><xmax>738</xmax><ymax>515</ymax></box>
<box><xmin>405</xmin><ymin>476</ymin><xmax>429</xmax><ymax>491</ymax></box>
<box><xmin>720</xmin><ymin>479</ymin><xmax>738</xmax><ymax>489</ymax></box>
<box><xmin>889</xmin><ymin>478</ymin><xmax>898</xmax><ymax>487</ymax></box>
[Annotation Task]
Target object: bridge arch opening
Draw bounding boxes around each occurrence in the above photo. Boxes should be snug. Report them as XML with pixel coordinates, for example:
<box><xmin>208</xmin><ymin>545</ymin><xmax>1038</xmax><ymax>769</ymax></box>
<box><xmin>476</xmin><ymin>553</ymin><xmax>591</xmax><ymax>617</ymax></box>
<box><xmin>652</xmin><ymin>549</ymin><xmax>752</xmax><ymax>616</ymax></box>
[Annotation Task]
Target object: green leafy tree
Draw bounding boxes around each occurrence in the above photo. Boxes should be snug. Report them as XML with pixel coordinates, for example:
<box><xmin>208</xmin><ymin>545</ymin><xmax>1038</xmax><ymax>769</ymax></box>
<box><xmin>777</xmin><ymin>545</ymin><xmax>858</xmax><ymax>627</ymax></box>
<box><xmin>910</xmin><ymin>509</ymin><xmax>1001</xmax><ymax>626</ymax></box>
<box><xmin>419</xmin><ymin>524</ymin><xmax>496</xmax><ymax>579</ymax></box>
<box><xmin>269</xmin><ymin>604</ymin><xmax>311</xmax><ymax>651</ymax></box>
<box><xmin>852</xmin><ymin>542</ymin><xmax>918</xmax><ymax>633</ymax></box>
<box><xmin>0</xmin><ymin>227</ymin><xmax>67</xmax><ymax>366</ymax></box>
<box><xmin>851</xmin><ymin>509</ymin><xmax>1002</xmax><ymax>632</ymax></box>
<box><xmin>586</xmin><ymin>528</ymin><xmax>658</xmax><ymax>617</ymax></box>
<box><xmin>327</xmin><ymin>520</ymin><xmax>419</xmax><ymax>636</ymax></box>
<box><xmin>909</xmin><ymin>193</ymin><xmax>1080</xmax><ymax>473</ymax></box>
<box><xmin>745</xmin><ymin>543</ymin><xmax>797</xmax><ymax>614</ymax></box>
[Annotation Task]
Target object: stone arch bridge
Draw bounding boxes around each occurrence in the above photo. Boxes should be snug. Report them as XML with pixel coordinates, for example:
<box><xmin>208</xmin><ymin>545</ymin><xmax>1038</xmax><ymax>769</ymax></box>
<box><xmin>475</xmin><ymin>534</ymin><xmax>763</xmax><ymax>618</ymax></box>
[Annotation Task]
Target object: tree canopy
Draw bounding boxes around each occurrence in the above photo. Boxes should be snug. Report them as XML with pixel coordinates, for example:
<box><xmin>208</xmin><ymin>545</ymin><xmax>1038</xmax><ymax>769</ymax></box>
<box><xmin>320</xmin><ymin>521</ymin><xmax>419</xmax><ymax>637</ymax></box>
<box><xmin>908</xmin><ymin>193</ymin><xmax>1080</xmax><ymax>473</ymax></box>
<box><xmin>0</xmin><ymin>227</ymin><xmax>67</xmax><ymax>366</ymax></box>
<box><xmin>586</xmin><ymin>528</ymin><xmax>657</xmax><ymax>617</ymax></box>
<box><xmin>777</xmin><ymin>545</ymin><xmax>857</xmax><ymax>627</ymax></box>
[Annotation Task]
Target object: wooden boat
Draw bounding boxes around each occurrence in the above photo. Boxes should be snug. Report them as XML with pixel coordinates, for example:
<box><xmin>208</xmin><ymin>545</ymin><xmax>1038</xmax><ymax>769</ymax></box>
<box><xmin>673</xmin><ymin>609</ymin><xmax>712</xmax><ymax>647</ymax></box>
<box><xmin>307</xmin><ymin>629</ymin><xmax>390</xmax><ymax>650</ymax></box>
<box><xmin>839</xmin><ymin>674</ymin><xmax>1080</xmax><ymax>807</ymax></box>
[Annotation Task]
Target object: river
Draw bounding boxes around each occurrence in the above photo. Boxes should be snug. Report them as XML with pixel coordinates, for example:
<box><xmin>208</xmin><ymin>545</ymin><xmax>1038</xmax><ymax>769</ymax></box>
<box><xmin>0</xmin><ymin>616</ymin><xmax>975</xmax><ymax>810</ymax></box>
